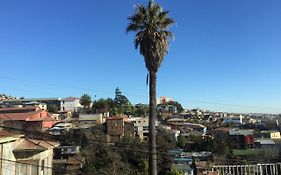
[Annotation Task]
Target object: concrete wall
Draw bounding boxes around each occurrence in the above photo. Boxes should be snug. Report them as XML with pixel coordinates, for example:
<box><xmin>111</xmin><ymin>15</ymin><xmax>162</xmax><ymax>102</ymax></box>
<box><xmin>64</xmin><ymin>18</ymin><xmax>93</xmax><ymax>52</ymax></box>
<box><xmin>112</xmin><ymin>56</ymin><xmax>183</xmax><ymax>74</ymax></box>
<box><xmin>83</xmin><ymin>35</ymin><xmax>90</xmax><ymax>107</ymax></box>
<box><xmin>60</xmin><ymin>100</ymin><xmax>82</xmax><ymax>112</ymax></box>
<box><xmin>1</xmin><ymin>140</ymin><xmax>17</xmax><ymax>175</ymax></box>
<box><xmin>0</xmin><ymin>138</ymin><xmax>55</xmax><ymax>175</ymax></box>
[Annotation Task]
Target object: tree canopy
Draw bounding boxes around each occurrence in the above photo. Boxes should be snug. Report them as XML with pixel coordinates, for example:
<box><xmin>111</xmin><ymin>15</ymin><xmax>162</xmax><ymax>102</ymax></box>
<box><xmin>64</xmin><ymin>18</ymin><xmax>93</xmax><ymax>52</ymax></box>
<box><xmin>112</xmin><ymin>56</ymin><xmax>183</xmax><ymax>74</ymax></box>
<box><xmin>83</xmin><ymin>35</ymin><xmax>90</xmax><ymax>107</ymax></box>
<box><xmin>80</xmin><ymin>94</ymin><xmax>92</xmax><ymax>108</ymax></box>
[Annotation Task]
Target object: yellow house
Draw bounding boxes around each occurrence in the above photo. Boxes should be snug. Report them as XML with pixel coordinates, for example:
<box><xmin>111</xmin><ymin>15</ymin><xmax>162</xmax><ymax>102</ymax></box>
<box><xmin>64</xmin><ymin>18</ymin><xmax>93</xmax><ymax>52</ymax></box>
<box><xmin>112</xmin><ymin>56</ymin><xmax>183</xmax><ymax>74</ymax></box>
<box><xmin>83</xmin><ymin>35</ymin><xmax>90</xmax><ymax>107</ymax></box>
<box><xmin>261</xmin><ymin>130</ymin><xmax>281</xmax><ymax>139</ymax></box>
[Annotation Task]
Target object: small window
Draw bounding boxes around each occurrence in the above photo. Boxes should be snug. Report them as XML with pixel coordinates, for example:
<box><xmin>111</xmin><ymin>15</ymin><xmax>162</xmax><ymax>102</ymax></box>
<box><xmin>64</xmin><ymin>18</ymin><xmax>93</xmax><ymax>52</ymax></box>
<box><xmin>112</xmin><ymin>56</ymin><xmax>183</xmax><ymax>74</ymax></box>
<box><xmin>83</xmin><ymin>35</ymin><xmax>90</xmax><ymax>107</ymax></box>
<box><xmin>41</xmin><ymin>159</ymin><xmax>45</xmax><ymax>171</ymax></box>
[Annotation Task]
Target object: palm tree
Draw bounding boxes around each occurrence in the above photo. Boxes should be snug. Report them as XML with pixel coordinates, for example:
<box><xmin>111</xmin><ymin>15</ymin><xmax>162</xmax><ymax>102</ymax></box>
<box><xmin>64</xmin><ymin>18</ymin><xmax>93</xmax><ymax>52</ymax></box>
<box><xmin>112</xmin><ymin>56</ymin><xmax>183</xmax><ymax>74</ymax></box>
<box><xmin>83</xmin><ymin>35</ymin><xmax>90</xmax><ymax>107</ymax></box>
<box><xmin>127</xmin><ymin>1</ymin><xmax>174</xmax><ymax>174</ymax></box>
<box><xmin>80</xmin><ymin>94</ymin><xmax>92</xmax><ymax>110</ymax></box>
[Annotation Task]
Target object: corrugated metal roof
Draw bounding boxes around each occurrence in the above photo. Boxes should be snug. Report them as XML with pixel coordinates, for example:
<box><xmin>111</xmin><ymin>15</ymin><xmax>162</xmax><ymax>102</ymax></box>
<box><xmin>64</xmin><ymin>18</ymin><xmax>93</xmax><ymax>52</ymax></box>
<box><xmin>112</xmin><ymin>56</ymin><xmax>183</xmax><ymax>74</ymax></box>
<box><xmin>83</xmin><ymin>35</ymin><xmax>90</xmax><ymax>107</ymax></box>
<box><xmin>229</xmin><ymin>129</ymin><xmax>253</xmax><ymax>136</ymax></box>
<box><xmin>255</xmin><ymin>139</ymin><xmax>275</xmax><ymax>145</ymax></box>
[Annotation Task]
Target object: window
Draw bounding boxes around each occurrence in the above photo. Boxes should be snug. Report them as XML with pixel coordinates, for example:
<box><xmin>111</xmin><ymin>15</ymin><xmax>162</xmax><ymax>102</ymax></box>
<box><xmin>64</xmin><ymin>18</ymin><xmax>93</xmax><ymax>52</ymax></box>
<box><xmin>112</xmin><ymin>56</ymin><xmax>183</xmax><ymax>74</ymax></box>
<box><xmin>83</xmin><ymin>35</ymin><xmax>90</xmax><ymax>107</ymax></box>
<box><xmin>41</xmin><ymin>159</ymin><xmax>45</xmax><ymax>174</ymax></box>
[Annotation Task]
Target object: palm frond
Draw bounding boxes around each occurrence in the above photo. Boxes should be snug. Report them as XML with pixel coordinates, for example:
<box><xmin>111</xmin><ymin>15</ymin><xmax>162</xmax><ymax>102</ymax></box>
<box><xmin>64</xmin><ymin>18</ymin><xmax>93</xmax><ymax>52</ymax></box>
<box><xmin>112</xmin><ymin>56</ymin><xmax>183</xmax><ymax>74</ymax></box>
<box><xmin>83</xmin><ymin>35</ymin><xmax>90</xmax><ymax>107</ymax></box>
<box><xmin>127</xmin><ymin>1</ymin><xmax>174</xmax><ymax>72</ymax></box>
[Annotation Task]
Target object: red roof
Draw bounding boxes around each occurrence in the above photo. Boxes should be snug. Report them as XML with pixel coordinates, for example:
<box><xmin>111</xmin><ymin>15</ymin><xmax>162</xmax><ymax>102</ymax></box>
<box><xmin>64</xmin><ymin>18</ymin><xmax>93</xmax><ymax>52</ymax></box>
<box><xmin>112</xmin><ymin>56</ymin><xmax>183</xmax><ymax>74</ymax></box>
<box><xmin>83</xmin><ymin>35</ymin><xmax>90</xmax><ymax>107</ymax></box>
<box><xmin>13</xmin><ymin>138</ymin><xmax>60</xmax><ymax>151</ymax></box>
<box><xmin>27</xmin><ymin>116</ymin><xmax>55</xmax><ymax>122</ymax></box>
<box><xmin>0</xmin><ymin>109</ymin><xmax>53</xmax><ymax>121</ymax></box>
<box><xmin>0</xmin><ymin>113</ymin><xmax>31</xmax><ymax>121</ymax></box>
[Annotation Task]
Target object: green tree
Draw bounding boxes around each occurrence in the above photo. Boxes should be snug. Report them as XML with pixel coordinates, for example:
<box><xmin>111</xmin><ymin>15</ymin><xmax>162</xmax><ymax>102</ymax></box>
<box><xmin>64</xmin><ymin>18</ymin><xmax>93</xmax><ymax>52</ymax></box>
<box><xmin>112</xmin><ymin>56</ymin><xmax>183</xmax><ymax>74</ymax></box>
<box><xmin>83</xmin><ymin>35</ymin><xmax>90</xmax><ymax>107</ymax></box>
<box><xmin>47</xmin><ymin>104</ymin><xmax>59</xmax><ymax>113</ymax></box>
<box><xmin>80</xmin><ymin>94</ymin><xmax>92</xmax><ymax>110</ymax></box>
<box><xmin>114</xmin><ymin>87</ymin><xmax>130</xmax><ymax>107</ymax></box>
<box><xmin>92</xmin><ymin>98</ymin><xmax>115</xmax><ymax>114</ymax></box>
<box><xmin>165</xmin><ymin>168</ymin><xmax>183</xmax><ymax>175</ymax></box>
<box><xmin>114</xmin><ymin>87</ymin><xmax>134</xmax><ymax>115</ymax></box>
<box><xmin>135</xmin><ymin>104</ymin><xmax>149</xmax><ymax>117</ymax></box>
<box><xmin>177</xmin><ymin>135</ymin><xmax>187</xmax><ymax>149</ymax></box>
<box><xmin>166</xmin><ymin>101</ymin><xmax>184</xmax><ymax>113</ymax></box>
<box><xmin>127</xmin><ymin>1</ymin><xmax>174</xmax><ymax>174</ymax></box>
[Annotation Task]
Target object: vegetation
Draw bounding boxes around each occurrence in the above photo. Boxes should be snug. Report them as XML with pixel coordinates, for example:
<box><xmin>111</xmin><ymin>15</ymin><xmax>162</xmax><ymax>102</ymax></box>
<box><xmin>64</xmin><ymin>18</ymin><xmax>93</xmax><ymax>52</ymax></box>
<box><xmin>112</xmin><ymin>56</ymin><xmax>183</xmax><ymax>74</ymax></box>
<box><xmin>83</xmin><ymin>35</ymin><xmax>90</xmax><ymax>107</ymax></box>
<box><xmin>91</xmin><ymin>87</ymin><xmax>136</xmax><ymax>116</ymax></box>
<box><xmin>80</xmin><ymin>94</ymin><xmax>92</xmax><ymax>111</ymax></box>
<box><xmin>135</xmin><ymin>104</ymin><xmax>149</xmax><ymax>117</ymax></box>
<box><xmin>81</xmin><ymin>126</ymin><xmax>176</xmax><ymax>175</ymax></box>
<box><xmin>166</xmin><ymin>101</ymin><xmax>184</xmax><ymax>113</ymax></box>
<box><xmin>92</xmin><ymin>98</ymin><xmax>115</xmax><ymax>114</ymax></box>
<box><xmin>177</xmin><ymin>135</ymin><xmax>231</xmax><ymax>156</ymax></box>
<box><xmin>127</xmin><ymin>0</ymin><xmax>174</xmax><ymax>174</ymax></box>
<box><xmin>165</xmin><ymin>168</ymin><xmax>183</xmax><ymax>175</ymax></box>
<box><xmin>47</xmin><ymin>104</ymin><xmax>59</xmax><ymax>113</ymax></box>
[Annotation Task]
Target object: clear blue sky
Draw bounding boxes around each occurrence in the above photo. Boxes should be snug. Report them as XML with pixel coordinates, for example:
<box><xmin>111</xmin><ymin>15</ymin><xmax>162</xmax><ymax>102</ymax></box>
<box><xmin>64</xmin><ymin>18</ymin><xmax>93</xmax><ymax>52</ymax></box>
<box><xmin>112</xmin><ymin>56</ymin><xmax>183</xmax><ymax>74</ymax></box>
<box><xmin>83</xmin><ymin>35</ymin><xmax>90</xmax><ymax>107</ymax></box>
<box><xmin>0</xmin><ymin>0</ymin><xmax>281</xmax><ymax>113</ymax></box>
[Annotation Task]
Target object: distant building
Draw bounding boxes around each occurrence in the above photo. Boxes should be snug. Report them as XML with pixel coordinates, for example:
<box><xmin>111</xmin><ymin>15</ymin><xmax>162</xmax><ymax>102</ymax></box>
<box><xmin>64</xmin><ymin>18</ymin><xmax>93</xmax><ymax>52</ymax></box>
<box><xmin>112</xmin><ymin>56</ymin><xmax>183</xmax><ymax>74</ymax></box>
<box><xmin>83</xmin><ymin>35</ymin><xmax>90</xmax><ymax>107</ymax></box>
<box><xmin>0</xmin><ymin>131</ymin><xmax>59</xmax><ymax>175</ymax></box>
<box><xmin>210</xmin><ymin>127</ymin><xmax>231</xmax><ymax>139</ymax></box>
<box><xmin>1</xmin><ymin>98</ymin><xmax>61</xmax><ymax>110</ymax></box>
<box><xmin>229</xmin><ymin>129</ymin><xmax>254</xmax><ymax>149</ymax></box>
<box><xmin>48</xmin><ymin>122</ymin><xmax>73</xmax><ymax>135</ymax></box>
<box><xmin>261</xmin><ymin>130</ymin><xmax>281</xmax><ymax>139</ymax></box>
<box><xmin>223</xmin><ymin>115</ymin><xmax>243</xmax><ymax>124</ymax></box>
<box><xmin>157</xmin><ymin>104</ymin><xmax>177</xmax><ymax>114</ymax></box>
<box><xmin>106</xmin><ymin>115</ymin><xmax>134</xmax><ymax>143</ymax></box>
<box><xmin>167</xmin><ymin>119</ymin><xmax>206</xmax><ymax>133</ymax></box>
<box><xmin>129</xmin><ymin>117</ymin><xmax>150</xmax><ymax>140</ymax></box>
<box><xmin>157</xmin><ymin>96</ymin><xmax>173</xmax><ymax>104</ymax></box>
<box><xmin>106</xmin><ymin>116</ymin><xmax>125</xmax><ymax>142</ymax></box>
<box><xmin>0</xmin><ymin>107</ymin><xmax>58</xmax><ymax>132</ymax></box>
<box><xmin>60</xmin><ymin>97</ymin><xmax>82</xmax><ymax>112</ymax></box>
<box><xmin>78</xmin><ymin>114</ymin><xmax>105</xmax><ymax>127</ymax></box>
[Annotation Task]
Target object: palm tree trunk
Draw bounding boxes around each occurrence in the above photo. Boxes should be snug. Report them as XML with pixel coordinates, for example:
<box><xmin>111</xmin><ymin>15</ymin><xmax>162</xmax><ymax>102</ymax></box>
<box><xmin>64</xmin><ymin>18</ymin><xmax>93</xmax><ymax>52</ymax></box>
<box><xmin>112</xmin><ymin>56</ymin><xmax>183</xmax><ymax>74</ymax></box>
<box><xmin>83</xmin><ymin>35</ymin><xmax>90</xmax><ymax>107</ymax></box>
<box><xmin>149</xmin><ymin>70</ymin><xmax>157</xmax><ymax>175</ymax></box>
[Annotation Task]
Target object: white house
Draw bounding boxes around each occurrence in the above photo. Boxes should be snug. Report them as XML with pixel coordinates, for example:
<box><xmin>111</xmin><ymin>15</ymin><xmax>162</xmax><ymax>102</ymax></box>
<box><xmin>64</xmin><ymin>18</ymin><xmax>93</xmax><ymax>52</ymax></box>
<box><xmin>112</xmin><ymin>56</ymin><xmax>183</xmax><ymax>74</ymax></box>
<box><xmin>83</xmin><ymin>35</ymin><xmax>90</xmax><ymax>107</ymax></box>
<box><xmin>128</xmin><ymin>117</ymin><xmax>158</xmax><ymax>140</ymax></box>
<box><xmin>223</xmin><ymin>115</ymin><xmax>243</xmax><ymax>124</ymax></box>
<box><xmin>48</xmin><ymin>122</ymin><xmax>73</xmax><ymax>135</ymax></box>
<box><xmin>60</xmin><ymin>97</ymin><xmax>82</xmax><ymax>112</ymax></box>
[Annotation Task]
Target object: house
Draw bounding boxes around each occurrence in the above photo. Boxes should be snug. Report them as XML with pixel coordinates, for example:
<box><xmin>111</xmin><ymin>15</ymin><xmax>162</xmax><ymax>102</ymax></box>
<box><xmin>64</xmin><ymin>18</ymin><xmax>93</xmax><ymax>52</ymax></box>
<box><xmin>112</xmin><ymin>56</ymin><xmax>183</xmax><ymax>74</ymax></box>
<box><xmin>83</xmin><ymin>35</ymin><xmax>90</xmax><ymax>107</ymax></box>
<box><xmin>222</xmin><ymin>115</ymin><xmax>243</xmax><ymax>124</ymax></box>
<box><xmin>129</xmin><ymin>117</ymin><xmax>150</xmax><ymax>140</ymax></box>
<box><xmin>48</xmin><ymin>122</ymin><xmax>73</xmax><ymax>135</ymax></box>
<box><xmin>157</xmin><ymin>104</ymin><xmax>177</xmax><ymax>114</ymax></box>
<box><xmin>261</xmin><ymin>130</ymin><xmax>281</xmax><ymax>139</ymax></box>
<box><xmin>1</xmin><ymin>98</ymin><xmax>61</xmax><ymax>110</ymax></box>
<box><xmin>78</xmin><ymin>114</ymin><xmax>105</xmax><ymax>127</ymax></box>
<box><xmin>60</xmin><ymin>97</ymin><xmax>82</xmax><ymax>112</ymax></box>
<box><xmin>0</xmin><ymin>131</ymin><xmax>59</xmax><ymax>175</ymax></box>
<box><xmin>0</xmin><ymin>107</ymin><xmax>58</xmax><ymax>132</ymax></box>
<box><xmin>106</xmin><ymin>115</ymin><xmax>134</xmax><ymax>143</ymax></box>
<box><xmin>106</xmin><ymin>116</ymin><xmax>125</xmax><ymax>143</ymax></box>
<box><xmin>210</xmin><ymin>127</ymin><xmax>231</xmax><ymax>139</ymax></box>
<box><xmin>24</xmin><ymin>102</ymin><xmax>47</xmax><ymax>110</ymax></box>
<box><xmin>167</xmin><ymin>118</ymin><xmax>186</xmax><ymax>125</ymax></box>
<box><xmin>260</xmin><ymin>119</ymin><xmax>280</xmax><ymax>130</ymax></box>
<box><xmin>229</xmin><ymin>129</ymin><xmax>254</xmax><ymax>149</ymax></box>
<box><xmin>168</xmin><ymin>121</ymin><xmax>206</xmax><ymax>134</ymax></box>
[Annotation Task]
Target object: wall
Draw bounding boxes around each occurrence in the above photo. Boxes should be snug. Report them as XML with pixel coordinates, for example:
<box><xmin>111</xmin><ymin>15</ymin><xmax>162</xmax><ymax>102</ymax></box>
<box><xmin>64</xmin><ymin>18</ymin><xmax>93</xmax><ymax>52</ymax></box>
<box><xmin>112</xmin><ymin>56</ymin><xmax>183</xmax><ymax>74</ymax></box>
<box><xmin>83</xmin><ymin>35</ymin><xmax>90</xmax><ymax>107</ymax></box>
<box><xmin>0</xmin><ymin>138</ymin><xmax>55</xmax><ymax>175</ymax></box>
<box><xmin>134</xmin><ymin>118</ymin><xmax>149</xmax><ymax>140</ymax></box>
<box><xmin>271</xmin><ymin>132</ymin><xmax>281</xmax><ymax>139</ymax></box>
<box><xmin>107</xmin><ymin>119</ymin><xmax>124</xmax><ymax>136</ymax></box>
<box><xmin>60</xmin><ymin>100</ymin><xmax>82</xmax><ymax>112</ymax></box>
<box><xmin>1</xmin><ymin>140</ymin><xmax>17</xmax><ymax>175</ymax></box>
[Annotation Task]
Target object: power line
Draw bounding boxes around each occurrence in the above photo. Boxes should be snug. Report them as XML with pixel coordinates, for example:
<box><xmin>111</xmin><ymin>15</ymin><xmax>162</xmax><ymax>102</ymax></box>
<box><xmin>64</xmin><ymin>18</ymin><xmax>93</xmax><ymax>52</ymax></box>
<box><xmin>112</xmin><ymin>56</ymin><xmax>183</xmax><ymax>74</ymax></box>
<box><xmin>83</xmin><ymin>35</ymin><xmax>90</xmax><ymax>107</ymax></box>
<box><xmin>2</xmin><ymin>125</ymin><xmax>279</xmax><ymax>173</ymax></box>
<box><xmin>0</xmin><ymin>125</ymin><xmax>172</xmax><ymax>156</ymax></box>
